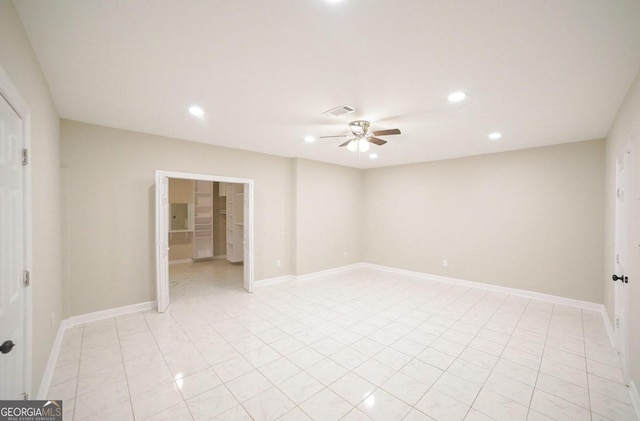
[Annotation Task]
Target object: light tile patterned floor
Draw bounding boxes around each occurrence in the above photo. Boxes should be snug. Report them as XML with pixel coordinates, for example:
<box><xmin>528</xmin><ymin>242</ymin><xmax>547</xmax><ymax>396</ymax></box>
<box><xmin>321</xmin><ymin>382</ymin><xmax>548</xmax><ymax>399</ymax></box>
<box><xmin>169</xmin><ymin>259</ymin><xmax>243</xmax><ymax>301</ymax></box>
<box><xmin>48</xmin><ymin>268</ymin><xmax>637</xmax><ymax>420</ymax></box>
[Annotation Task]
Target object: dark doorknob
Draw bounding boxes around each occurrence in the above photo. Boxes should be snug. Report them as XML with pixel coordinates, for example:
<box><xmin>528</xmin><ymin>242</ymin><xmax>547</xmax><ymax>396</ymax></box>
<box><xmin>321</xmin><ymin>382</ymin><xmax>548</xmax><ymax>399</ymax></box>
<box><xmin>612</xmin><ymin>274</ymin><xmax>628</xmax><ymax>283</ymax></box>
<box><xmin>0</xmin><ymin>340</ymin><xmax>15</xmax><ymax>354</ymax></box>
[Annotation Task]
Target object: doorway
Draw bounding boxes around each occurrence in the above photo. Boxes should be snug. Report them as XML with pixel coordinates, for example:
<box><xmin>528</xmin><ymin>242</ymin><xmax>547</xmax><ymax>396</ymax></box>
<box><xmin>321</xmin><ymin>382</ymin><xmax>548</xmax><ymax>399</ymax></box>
<box><xmin>613</xmin><ymin>144</ymin><xmax>631</xmax><ymax>385</ymax></box>
<box><xmin>0</xmin><ymin>67</ymin><xmax>32</xmax><ymax>399</ymax></box>
<box><xmin>155</xmin><ymin>171</ymin><xmax>254</xmax><ymax>312</ymax></box>
<box><xmin>168</xmin><ymin>179</ymin><xmax>244</xmax><ymax>300</ymax></box>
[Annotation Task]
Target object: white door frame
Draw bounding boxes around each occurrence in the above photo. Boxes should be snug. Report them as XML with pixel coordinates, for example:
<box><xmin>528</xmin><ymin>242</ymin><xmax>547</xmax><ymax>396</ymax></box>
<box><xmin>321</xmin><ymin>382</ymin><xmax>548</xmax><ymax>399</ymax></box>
<box><xmin>0</xmin><ymin>65</ymin><xmax>33</xmax><ymax>397</ymax></box>
<box><xmin>155</xmin><ymin>170</ymin><xmax>254</xmax><ymax>312</ymax></box>
<box><xmin>613</xmin><ymin>143</ymin><xmax>631</xmax><ymax>385</ymax></box>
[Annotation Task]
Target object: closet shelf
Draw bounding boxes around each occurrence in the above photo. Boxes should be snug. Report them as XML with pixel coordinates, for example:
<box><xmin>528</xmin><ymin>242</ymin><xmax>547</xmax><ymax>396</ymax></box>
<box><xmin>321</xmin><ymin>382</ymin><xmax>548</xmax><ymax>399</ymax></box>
<box><xmin>193</xmin><ymin>180</ymin><xmax>214</xmax><ymax>261</ymax></box>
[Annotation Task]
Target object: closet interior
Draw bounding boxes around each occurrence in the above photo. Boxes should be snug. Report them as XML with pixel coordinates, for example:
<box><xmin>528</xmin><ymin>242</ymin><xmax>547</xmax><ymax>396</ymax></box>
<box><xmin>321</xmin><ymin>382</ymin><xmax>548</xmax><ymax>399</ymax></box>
<box><xmin>168</xmin><ymin>179</ymin><xmax>244</xmax><ymax>264</ymax></box>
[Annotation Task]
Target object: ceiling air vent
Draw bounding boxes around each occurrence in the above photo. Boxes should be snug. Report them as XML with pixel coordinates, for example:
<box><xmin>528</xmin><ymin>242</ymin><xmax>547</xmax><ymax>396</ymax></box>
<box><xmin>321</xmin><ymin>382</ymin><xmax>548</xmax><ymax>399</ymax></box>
<box><xmin>321</xmin><ymin>104</ymin><xmax>356</xmax><ymax>117</ymax></box>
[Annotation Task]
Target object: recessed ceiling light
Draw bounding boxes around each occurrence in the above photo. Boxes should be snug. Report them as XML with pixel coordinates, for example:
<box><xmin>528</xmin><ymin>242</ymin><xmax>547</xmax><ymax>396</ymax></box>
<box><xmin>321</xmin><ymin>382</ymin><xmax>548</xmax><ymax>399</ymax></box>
<box><xmin>188</xmin><ymin>105</ymin><xmax>204</xmax><ymax>117</ymax></box>
<box><xmin>369</xmin><ymin>153</ymin><xmax>378</xmax><ymax>159</ymax></box>
<box><xmin>304</xmin><ymin>136</ymin><xmax>316</xmax><ymax>143</ymax></box>
<box><xmin>447</xmin><ymin>91</ymin><xmax>466</xmax><ymax>103</ymax></box>
<box><xmin>488</xmin><ymin>132</ymin><xmax>502</xmax><ymax>140</ymax></box>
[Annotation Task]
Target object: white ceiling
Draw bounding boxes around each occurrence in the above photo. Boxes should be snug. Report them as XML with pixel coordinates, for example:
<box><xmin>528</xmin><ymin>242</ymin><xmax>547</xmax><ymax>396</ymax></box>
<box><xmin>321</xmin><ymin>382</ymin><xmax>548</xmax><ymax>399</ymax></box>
<box><xmin>14</xmin><ymin>0</ymin><xmax>640</xmax><ymax>168</ymax></box>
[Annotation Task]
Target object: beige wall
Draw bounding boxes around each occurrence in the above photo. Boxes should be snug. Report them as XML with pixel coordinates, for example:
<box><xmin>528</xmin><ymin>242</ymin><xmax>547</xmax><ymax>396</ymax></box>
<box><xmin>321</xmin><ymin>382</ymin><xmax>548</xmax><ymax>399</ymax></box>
<box><xmin>293</xmin><ymin>158</ymin><xmax>362</xmax><ymax>275</ymax></box>
<box><xmin>61</xmin><ymin>120</ymin><xmax>293</xmax><ymax>315</ymax></box>
<box><xmin>363</xmin><ymin>140</ymin><xmax>605</xmax><ymax>303</ymax></box>
<box><xmin>0</xmin><ymin>0</ymin><xmax>62</xmax><ymax>396</ymax></box>
<box><xmin>604</xmin><ymin>70</ymin><xmax>640</xmax><ymax>392</ymax></box>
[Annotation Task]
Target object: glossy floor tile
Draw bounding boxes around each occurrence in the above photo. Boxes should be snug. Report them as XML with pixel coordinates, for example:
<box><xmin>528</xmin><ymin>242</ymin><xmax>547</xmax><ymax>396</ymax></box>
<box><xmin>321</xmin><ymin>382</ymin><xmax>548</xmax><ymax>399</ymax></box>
<box><xmin>169</xmin><ymin>259</ymin><xmax>243</xmax><ymax>301</ymax></box>
<box><xmin>48</xmin><ymin>267</ymin><xmax>636</xmax><ymax>420</ymax></box>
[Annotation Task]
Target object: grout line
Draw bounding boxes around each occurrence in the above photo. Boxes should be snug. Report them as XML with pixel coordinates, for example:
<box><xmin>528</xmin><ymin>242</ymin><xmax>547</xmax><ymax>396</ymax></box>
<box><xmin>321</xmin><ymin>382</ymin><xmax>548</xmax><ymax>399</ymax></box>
<box><xmin>113</xmin><ymin>316</ymin><xmax>136</xmax><ymax>421</ymax></box>
<box><xmin>581</xmin><ymin>309</ymin><xmax>594</xmax><ymax>421</ymax></box>
<box><xmin>526</xmin><ymin>302</ymin><xmax>555</xmax><ymax>419</ymax></box>
<box><xmin>71</xmin><ymin>325</ymin><xmax>85</xmax><ymax>421</ymax></box>
<box><xmin>465</xmin><ymin>292</ymin><xmax>532</xmax><ymax>420</ymax></box>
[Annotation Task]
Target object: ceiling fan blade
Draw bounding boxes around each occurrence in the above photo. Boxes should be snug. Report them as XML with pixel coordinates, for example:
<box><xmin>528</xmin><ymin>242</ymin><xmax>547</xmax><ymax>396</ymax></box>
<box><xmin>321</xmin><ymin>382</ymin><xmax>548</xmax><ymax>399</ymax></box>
<box><xmin>372</xmin><ymin>128</ymin><xmax>401</xmax><ymax>136</ymax></box>
<box><xmin>319</xmin><ymin>135</ymin><xmax>350</xmax><ymax>139</ymax></box>
<box><xmin>338</xmin><ymin>138</ymin><xmax>355</xmax><ymax>147</ymax></box>
<box><xmin>367</xmin><ymin>137</ymin><xmax>387</xmax><ymax>146</ymax></box>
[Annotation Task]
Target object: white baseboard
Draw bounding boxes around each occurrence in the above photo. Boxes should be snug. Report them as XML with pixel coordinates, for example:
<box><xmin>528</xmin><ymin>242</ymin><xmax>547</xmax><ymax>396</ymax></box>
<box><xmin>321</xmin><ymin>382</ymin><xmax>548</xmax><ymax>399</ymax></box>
<box><xmin>361</xmin><ymin>263</ymin><xmax>604</xmax><ymax>312</ymax></box>
<box><xmin>630</xmin><ymin>380</ymin><xmax>640</xmax><ymax>420</ymax></box>
<box><xmin>254</xmin><ymin>264</ymin><xmax>362</xmax><ymax>288</ymax></box>
<box><xmin>258</xmin><ymin>262</ymin><xmax>605</xmax><ymax>313</ymax></box>
<box><xmin>169</xmin><ymin>259</ymin><xmax>192</xmax><ymax>265</ymax></box>
<box><xmin>65</xmin><ymin>301</ymin><xmax>156</xmax><ymax>328</ymax></box>
<box><xmin>36</xmin><ymin>320</ymin><xmax>68</xmax><ymax>399</ymax></box>
<box><xmin>37</xmin><ymin>300</ymin><xmax>156</xmax><ymax>398</ymax></box>
<box><xmin>295</xmin><ymin>263</ymin><xmax>362</xmax><ymax>282</ymax></box>
<box><xmin>254</xmin><ymin>275</ymin><xmax>295</xmax><ymax>288</ymax></box>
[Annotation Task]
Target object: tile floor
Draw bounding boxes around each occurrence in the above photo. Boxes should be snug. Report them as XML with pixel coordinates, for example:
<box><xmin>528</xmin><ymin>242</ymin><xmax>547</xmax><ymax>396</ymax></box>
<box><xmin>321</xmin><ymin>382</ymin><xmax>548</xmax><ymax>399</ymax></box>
<box><xmin>47</xmin><ymin>268</ymin><xmax>637</xmax><ymax>420</ymax></box>
<box><xmin>169</xmin><ymin>259</ymin><xmax>243</xmax><ymax>301</ymax></box>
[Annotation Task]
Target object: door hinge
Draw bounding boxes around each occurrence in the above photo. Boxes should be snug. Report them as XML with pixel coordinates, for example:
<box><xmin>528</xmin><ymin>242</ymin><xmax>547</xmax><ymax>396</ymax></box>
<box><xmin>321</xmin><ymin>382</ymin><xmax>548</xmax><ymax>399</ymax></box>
<box><xmin>616</xmin><ymin>254</ymin><xmax>620</xmax><ymax>264</ymax></box>
<box><xmin>616</xmin><ymin>318</ymin><xmax>620</xmax><ymax>329</ymax></box>
<box><xmin>23</xmin><ymin>270</ymin><xmax>30</xmax><ymax>287</ymax></box>
<box><xmin>22</xmin><ymin>148</ymin><xmax>29</xmax><ymax>166</ymax></box>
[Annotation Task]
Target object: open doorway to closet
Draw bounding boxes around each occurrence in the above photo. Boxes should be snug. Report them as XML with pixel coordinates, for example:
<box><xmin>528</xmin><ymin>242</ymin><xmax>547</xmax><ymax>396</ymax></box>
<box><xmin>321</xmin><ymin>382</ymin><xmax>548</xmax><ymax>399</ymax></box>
<box><xmin>155</xmin><ymin>171</ymin><xmax>254</xmax><ymax>312</ymax></box>
<box><xmin>169</xmin><ymin>178</ymin><xmax>245</xmax><ymax>300</ymax></box>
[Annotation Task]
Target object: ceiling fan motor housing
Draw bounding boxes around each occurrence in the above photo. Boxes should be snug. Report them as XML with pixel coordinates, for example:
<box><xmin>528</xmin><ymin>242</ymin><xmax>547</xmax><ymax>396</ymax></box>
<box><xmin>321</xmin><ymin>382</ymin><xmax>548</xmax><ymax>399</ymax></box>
<box><xmin>349</xmin><ymin>120</ymin><xmax>370</xmax><ymax>136</ymax></box>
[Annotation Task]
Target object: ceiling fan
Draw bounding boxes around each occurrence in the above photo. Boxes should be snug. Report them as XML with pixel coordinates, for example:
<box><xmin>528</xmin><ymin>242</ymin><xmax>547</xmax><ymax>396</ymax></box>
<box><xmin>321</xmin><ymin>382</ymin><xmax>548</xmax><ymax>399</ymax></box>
<box><xmin>320</xmin><ymin>120</ymin><xmax>401</xmax><ymax>152</ymax></box>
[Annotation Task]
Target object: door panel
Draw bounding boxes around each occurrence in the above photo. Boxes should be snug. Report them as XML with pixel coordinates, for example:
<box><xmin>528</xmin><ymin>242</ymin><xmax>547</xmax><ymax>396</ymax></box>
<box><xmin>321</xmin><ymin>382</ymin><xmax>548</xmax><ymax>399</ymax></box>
<box><xmin>613</xmin><ymin>150</ymin><xmax>630</xmax><ymax>385</ymax></box>
<box><xmin>243</xmin><ymin>183</ymin><xmax>252</xmax><ymax>293</ymax></box>
<box><xmin>156</xmin><ymin>175</ymin><xmax>170</xmax><ymax>312</ymax></box>
<box><xmin>0</xmin><ymin>93</ymin><xmax>26</xmax><ymax>399</ymax></box>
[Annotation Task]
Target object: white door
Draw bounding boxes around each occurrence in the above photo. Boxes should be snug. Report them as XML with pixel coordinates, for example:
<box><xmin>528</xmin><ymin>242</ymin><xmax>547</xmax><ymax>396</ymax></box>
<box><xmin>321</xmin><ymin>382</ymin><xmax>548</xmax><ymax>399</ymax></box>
<box><xmin>243</xmin><ymin>183</ymin><xmax>252</xmax><ymax>293</ymax></box>
<box><xmin>156</xmin><ymin>175</ymin><xmax>170</xmax><ymax>312</ymax></box>
<box><xmin>0</xmin><ymin>92</ymin><xmax>27</xmax><ymax>399</ymax></box>
<box><xmin>613</xmin><ymin>148</ymin><xmax>631</xmax><ymax>385</ymax></box>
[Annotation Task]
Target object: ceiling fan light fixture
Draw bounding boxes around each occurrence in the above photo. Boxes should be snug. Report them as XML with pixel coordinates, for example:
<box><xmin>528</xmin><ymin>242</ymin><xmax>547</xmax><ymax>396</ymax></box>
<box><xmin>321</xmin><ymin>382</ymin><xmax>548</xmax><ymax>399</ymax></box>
<box><xmin>325</xmin><ymin>120</ymin><xmax>399</xmax><ymax>153</ymax></box>
<box><xmin>447</xmin><ymin>91</ymin><xmax>466</xmax><ymax>103</ymax></box>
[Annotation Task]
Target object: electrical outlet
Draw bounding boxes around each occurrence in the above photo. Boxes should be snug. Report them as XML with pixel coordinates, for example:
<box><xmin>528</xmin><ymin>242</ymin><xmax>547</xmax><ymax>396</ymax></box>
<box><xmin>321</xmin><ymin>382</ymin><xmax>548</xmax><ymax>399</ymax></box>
<box><xmin>442</xmin><ymin>260</ymin><xmax>448</xmax><ymax>268</ymax></box>
<box><xmin>276</xmin><ymin>260</ymin><xmax>281</xmax><ymax>268</ymax></box>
